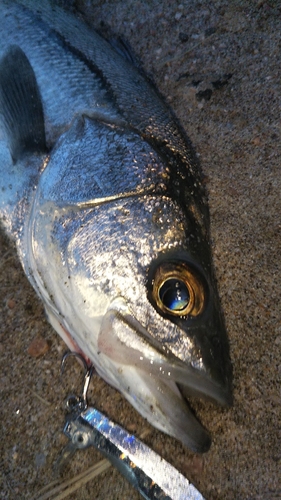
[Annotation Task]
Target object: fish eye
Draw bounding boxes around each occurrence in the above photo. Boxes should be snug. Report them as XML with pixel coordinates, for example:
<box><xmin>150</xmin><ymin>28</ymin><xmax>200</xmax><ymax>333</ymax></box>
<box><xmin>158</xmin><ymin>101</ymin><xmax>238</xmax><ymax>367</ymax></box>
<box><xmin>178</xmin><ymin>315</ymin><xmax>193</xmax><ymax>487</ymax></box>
<box><xmin>152</xmin><ymin>262</ymin><xmax>205</xmax><ymax>317</ymax></box>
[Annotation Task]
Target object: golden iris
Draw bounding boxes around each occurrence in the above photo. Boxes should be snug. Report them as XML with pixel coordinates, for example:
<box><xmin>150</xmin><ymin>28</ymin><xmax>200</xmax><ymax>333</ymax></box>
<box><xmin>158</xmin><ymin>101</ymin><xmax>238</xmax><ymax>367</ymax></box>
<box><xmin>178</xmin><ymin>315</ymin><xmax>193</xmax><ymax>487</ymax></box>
<box><xmin>153</xmin><ymin>262</ymin><xmax>205</xmax><ymax>317</ymax></box>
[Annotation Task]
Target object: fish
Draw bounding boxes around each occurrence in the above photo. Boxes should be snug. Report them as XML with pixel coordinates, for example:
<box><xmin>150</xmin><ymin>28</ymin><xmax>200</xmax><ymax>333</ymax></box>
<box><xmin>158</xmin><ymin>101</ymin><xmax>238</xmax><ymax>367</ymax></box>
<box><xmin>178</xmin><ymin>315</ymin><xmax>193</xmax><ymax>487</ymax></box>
<box><xmin>0</xmin><ymin>0</ymin><xmax>232</xmax><ymax>453</ymax></box>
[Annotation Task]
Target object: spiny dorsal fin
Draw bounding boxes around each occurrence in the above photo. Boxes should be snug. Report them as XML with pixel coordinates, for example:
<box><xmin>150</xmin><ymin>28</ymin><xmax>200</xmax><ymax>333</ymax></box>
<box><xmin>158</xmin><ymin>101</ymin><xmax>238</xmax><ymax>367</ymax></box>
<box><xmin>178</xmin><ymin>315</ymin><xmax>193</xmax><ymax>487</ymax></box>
<box><xmin>0</xmin><ymin>45</ymin><xmax>46</xmax><ymax>162</ymax></box>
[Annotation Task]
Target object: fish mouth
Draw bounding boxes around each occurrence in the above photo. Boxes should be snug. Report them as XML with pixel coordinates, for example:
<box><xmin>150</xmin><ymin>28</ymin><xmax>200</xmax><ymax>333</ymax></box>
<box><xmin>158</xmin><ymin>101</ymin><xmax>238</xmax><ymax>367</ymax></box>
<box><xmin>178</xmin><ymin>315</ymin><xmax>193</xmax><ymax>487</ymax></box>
<box><xmin>95</xmin><ymin>297</ymin><xmax>232</xmax><ymax>453</ymax></box>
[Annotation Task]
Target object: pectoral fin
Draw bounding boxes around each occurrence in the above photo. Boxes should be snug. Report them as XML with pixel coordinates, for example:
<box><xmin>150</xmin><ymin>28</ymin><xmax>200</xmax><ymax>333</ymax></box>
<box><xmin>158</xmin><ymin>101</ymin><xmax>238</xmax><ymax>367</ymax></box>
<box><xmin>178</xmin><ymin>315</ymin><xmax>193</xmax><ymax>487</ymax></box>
<box><xmin>0</xmin><ymin>45</ymin><xmax>46</xmax><ymax>162</ymax></box>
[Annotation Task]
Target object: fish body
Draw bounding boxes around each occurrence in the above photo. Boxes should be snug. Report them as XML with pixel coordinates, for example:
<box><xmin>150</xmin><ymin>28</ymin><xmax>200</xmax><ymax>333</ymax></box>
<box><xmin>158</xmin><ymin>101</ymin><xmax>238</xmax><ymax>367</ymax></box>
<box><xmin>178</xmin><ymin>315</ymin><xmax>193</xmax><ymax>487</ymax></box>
<box><xmin>0</xmin><ymin>0</ymin><xmax>232</xmax><ymax>452</ymax></box>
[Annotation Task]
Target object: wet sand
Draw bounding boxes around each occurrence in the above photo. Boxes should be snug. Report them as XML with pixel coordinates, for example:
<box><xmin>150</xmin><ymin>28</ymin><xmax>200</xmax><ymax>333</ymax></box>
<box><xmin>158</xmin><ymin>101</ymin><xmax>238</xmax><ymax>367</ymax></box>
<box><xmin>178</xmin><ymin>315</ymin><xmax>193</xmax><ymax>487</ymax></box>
<box><xmin>0</xmin><ymin>1</ymin><xmax>280</xmax><ymax>499</ymax></box>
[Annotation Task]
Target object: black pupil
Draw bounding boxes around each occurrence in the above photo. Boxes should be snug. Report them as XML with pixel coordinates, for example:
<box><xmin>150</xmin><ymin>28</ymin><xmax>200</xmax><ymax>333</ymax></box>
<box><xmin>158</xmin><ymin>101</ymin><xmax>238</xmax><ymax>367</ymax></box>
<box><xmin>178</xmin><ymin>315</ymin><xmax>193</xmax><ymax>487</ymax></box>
<box><xmin>159</xmin><ymin>278</ymin><xmax>190</xmax><ymax>312</ymax></box>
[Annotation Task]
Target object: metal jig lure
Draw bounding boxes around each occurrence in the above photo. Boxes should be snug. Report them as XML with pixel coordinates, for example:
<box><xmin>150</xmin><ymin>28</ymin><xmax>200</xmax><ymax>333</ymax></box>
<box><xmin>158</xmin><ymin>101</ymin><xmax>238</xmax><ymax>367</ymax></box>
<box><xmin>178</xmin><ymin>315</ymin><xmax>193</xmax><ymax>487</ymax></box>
<box><xmin>57</xmin><ymin>352</ymin><xmax>206</xmax><ymax>500</ymax></box>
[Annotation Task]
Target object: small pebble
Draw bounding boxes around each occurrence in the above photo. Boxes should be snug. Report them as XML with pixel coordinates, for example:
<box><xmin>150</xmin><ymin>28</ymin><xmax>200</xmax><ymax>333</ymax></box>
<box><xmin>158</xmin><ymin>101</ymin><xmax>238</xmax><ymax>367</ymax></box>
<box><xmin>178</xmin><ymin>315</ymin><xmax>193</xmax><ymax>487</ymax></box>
<box><xmin>252</xmin><ymin>136</ymin><xmax>261</xmax><ymax>146</ymax></box>
<box><xmin>181</xmin><ymin>455</ymin><xmax>204</xmax><ymax>477</ymax></box>
<box><xmin>179</xmin><ymin>32</ymin><xmax>189</xmax><ymax>42</ymax></box>
<box><xmin>205</xmin><ymin>26</ymin><xmax>216</xmax><ymax>37</ymax></box>
<box><xmin>35</xmin><ymin>452</ymin><xmax>46</xmax><ymax>468</ymax></box>
<box><xmin>175</xmin><ymin>12</ymin><xmax>182</xmax><ymax>21</ymax></box>
<box><xmin>27</xmin><ymin>335</ymin><xmax>50</xmax><ymax>358</ymax></box>
<box><xmin>126</xmin><ymin>422</ymin><xmax>137</xmax><ymax>432</ymax></box>
<box><xmin>7</xmin><ymin>299</ymin><xmax>16</xmax><ymax>309</ymax></box>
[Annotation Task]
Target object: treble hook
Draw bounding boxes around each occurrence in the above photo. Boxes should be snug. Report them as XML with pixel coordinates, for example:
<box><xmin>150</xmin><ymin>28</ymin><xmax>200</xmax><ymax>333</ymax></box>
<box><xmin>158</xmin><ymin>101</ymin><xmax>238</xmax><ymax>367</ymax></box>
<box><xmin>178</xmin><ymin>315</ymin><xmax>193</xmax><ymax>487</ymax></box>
<box><xmin>60</xmin><ymin>351</ymin><xmax>95</xmax><ymax>412</ymax></box>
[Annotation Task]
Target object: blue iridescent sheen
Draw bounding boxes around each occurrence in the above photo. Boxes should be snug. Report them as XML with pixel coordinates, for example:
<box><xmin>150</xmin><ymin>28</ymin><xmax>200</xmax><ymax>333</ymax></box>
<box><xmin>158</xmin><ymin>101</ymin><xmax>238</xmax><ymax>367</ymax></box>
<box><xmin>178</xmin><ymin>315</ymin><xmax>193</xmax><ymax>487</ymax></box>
<box><xmin>159</xmin><ymin>279</ymin><xmax>190</xmax><ymax>311</ymax></box>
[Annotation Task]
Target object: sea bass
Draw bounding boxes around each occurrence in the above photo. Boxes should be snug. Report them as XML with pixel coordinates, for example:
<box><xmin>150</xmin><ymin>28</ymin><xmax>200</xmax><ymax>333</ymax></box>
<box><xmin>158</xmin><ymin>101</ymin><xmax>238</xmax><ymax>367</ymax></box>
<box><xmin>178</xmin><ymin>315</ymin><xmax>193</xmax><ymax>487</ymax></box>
<box><xmin>0</xmin><ymin>0</ymin><xmax>232</xmax><ymax>453</ymax></box>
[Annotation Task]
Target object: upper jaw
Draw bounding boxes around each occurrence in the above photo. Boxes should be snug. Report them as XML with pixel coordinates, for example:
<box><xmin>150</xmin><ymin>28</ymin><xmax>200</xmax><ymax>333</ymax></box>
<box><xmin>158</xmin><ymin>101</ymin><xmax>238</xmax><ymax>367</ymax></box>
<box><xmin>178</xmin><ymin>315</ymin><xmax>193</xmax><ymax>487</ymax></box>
<box><xmin>98</xmin><ymin>297</ymin><xmax>232</xmax><ymax>408</ymax></box>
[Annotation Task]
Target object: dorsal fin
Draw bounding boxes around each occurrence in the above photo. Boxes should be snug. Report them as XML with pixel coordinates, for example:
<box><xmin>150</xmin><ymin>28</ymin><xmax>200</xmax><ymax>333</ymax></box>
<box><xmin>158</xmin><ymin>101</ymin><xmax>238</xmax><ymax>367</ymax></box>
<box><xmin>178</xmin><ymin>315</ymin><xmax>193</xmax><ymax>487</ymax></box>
<box><xmin>0</xmin><ymin>45</ymin><xmax>46</xmax><ymax>162</ymax></box>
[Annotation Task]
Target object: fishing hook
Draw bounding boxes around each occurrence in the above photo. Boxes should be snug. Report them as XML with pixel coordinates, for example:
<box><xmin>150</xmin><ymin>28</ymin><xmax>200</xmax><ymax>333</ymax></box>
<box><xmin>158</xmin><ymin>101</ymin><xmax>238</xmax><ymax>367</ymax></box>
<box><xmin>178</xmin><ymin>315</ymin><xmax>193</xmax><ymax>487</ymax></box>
<box><xmin>60</xmin><ymin>351</ymin><xmax>95</xmax><ymax>412</ymax></box>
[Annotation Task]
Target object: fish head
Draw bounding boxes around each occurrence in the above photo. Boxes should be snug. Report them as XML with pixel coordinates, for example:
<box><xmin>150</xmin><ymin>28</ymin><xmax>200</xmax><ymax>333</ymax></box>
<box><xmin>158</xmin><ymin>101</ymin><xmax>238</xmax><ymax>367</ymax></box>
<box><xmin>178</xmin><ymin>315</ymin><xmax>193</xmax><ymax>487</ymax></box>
<box><xmin>50</xmin><ymin>197</ymin><xmax>231</xmax><ymax>452</ymax></box>
<box><xmin>28</xmin><ymin>116</ymin><xmax>232</xmax><ymax>453</ymax></box>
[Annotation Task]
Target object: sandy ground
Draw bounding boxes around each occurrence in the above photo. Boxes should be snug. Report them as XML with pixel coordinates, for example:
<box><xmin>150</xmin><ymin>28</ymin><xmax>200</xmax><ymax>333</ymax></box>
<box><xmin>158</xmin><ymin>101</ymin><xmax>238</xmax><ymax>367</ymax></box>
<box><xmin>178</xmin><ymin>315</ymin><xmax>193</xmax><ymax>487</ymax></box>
<box><xmin>0</xmin><ymin>1</ymin><xmax>280</xmax><ymax>499</ymax></box>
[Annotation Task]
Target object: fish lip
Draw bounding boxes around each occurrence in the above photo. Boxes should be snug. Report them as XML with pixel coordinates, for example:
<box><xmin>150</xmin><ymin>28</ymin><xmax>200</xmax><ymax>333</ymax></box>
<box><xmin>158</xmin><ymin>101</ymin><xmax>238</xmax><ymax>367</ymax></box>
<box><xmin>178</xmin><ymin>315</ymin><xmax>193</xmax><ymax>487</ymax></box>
<box><xmin>178</xmin><ymin>374</ymin><xmax>232</xmax><ymax>407</ymax></box>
